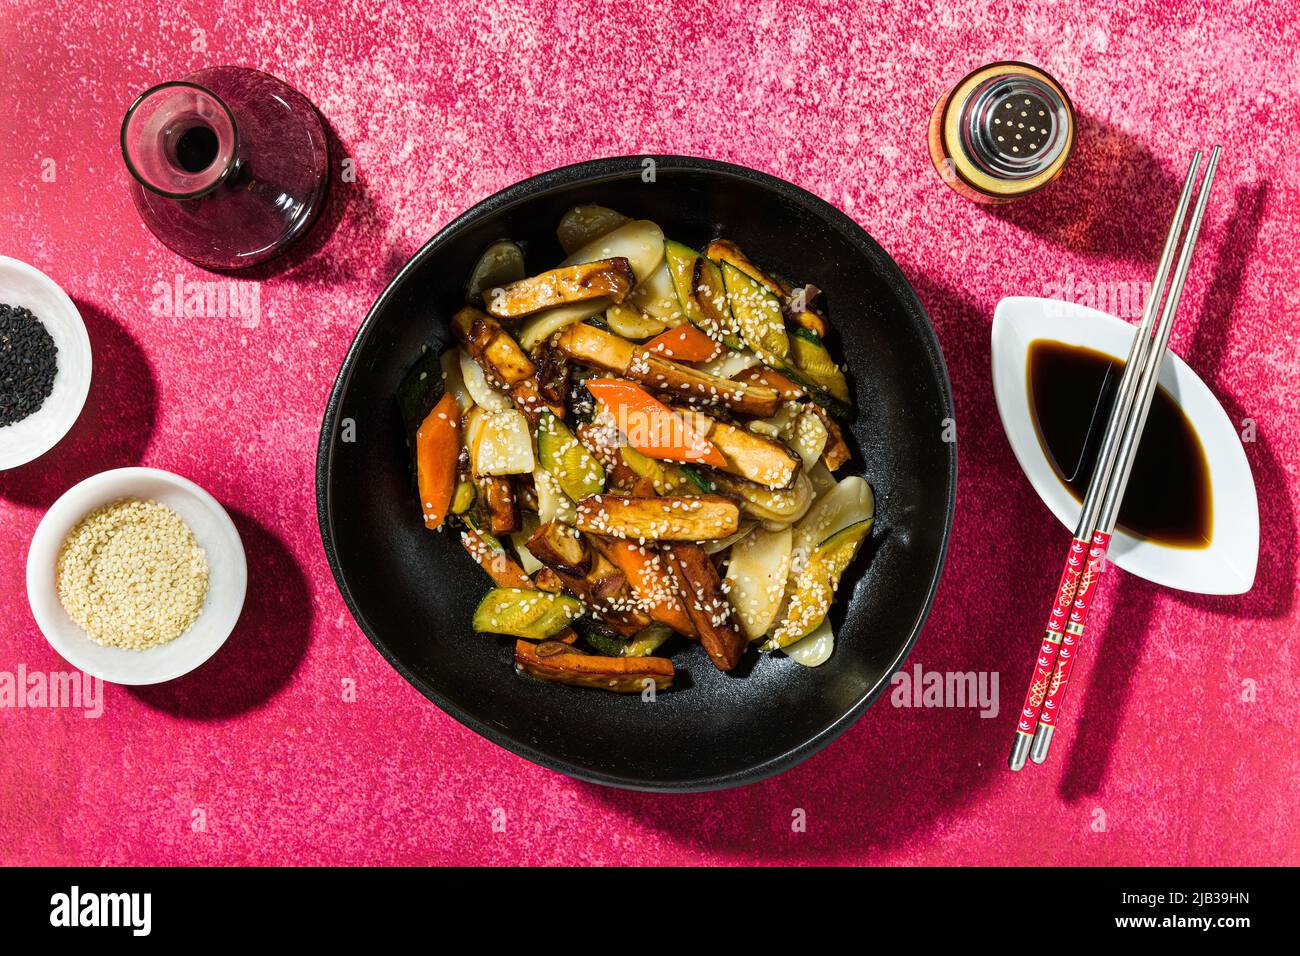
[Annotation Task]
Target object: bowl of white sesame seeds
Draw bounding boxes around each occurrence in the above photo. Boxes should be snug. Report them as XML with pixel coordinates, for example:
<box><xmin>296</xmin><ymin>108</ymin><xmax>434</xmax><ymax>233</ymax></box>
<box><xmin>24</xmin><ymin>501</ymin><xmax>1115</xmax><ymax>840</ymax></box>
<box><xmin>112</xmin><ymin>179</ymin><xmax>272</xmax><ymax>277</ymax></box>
<box><xmin>26</xmin><ymin>467</ymin><xmax>247</xmax><ymax>685</ymax></box>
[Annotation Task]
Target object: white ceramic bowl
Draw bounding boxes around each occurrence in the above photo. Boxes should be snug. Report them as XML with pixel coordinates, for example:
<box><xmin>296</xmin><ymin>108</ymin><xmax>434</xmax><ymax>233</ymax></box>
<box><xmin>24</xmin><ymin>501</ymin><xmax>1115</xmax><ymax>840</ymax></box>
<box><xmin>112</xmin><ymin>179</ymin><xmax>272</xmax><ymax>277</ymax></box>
<box><xmin>26</xmin><ymin>467</ymin><xmax>248</xmax><ymax>684</ymax></box>
<box><xmin>0</xmin><ymin>256</ymin><xmax>93</xmax><ymax>470</ymax></box>
<box><xmin>992</xmin><ymin>296</ymin><xmax>1258</xmax><ymax>595</ymax></box>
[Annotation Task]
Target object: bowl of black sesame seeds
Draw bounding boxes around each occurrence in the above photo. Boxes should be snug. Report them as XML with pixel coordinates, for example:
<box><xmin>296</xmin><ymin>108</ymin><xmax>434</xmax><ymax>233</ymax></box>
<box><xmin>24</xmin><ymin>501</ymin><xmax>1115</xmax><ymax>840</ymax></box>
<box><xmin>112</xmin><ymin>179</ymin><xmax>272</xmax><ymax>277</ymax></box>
<box><xmin>0</xmin><ymin>256</ymin><xmax>92</xmax><ymax>470</ymax></box>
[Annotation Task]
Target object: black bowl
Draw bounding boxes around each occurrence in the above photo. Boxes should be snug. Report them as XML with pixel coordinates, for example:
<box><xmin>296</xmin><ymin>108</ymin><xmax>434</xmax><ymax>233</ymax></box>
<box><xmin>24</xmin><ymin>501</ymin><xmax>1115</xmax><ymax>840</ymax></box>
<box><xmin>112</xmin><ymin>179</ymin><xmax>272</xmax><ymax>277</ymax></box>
<box><xmin>317</xmin><ymin>156</ymin><xmax>956</xmax><ymax>791</ymax></box>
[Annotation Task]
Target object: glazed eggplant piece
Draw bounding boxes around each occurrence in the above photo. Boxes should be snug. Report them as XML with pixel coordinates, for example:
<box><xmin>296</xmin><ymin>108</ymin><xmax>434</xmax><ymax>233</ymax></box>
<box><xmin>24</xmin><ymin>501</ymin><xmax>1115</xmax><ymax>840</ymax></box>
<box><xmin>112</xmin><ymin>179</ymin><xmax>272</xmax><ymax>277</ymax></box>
<box><xmin>475</xmin><ymin>474</ymin><xmax>519</xmax><ymax>535</ymax></box>
<box><xmin>452</xmin><ymin>307</ymin><xmax>563</xmax><ymax>423</ymax></box>
<box><xmin>525</xmin><ymin>522</ymin><xmax>651</xmax><ymax>636</ymax></box>
<box><xmin>674</xmin><ymin>408</ymin><xmax>800</xmax><ymax>490</ymax></box>
<box><xmin>524</xmin><ymin>521</ymin><xmax>590</xmax><ymax>576</ymax></box>
<box><xmin>483</xmin><ymin>258</ymin><xmax>636</xmax><ymax>319</ymax></box>
<box><xmin>554</xmin><ymin>322</ymin><xmax>780</xmax><ymax>418</ymax></box>
<box><xmin>660</xmin><ymin>542</ymin><xmax>746</xmax><ymax>671</ymax></box>
<box><xmin>514</xmin><ymin>640</ymin><xmax>674</xmax><ymax>692</ymax></box>
<box><xmin>574</xmin><ymin>494</ymin><xmax>740</xmax><ymax>542</ymax></box>
<box><xmin>588</xmin><ymin>535</ymin><xmax>697</xmax><ymax>638</ymax></box>
<box><xmin>810</xmin><ymin>404</ymin><xmax>852</xmax><ymax>472</ymax></box>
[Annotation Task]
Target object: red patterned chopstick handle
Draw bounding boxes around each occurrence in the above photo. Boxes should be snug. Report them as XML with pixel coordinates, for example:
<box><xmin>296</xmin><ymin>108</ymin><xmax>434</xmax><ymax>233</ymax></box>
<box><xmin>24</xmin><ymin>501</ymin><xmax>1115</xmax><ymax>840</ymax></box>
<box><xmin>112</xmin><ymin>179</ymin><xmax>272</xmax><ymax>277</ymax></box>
<box><xmin>1014</xmin><ymin>536</ymin><xmax>1091</xmax><ymax>738</ymax></box>
<box><xmin>1036</xmin><ymin>530</ymin><xmax>1112</xmax><ymax>731</ymax></box>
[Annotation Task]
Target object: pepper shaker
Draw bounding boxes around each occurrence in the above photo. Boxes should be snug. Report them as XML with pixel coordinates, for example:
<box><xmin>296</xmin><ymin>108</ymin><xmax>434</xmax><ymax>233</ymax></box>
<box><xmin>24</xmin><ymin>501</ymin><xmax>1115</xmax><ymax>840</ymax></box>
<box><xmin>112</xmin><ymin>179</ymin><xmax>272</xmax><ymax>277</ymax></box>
<box><xmin>928</xmin><ymin>61</ymin><xmax>1076</xmax><ymax>203</ymax></box>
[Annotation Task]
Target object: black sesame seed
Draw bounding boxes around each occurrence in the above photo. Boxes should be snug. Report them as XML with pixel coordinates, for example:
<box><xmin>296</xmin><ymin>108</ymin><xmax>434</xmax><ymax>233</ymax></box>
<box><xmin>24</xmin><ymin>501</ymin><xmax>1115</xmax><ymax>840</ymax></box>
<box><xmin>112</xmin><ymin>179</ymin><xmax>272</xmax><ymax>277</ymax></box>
<box><xmin>0</xmin><ymin>303</ymin><xmax>59</xmax><ymax>428</ymax></box>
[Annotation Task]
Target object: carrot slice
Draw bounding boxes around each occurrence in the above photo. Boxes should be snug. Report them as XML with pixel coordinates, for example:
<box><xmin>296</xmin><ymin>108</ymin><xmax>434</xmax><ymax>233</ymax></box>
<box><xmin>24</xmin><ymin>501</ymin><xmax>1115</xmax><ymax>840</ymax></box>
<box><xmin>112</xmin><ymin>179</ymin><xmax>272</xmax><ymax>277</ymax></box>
<box><xmin>416</xmin><ymin>392</ymin><xmax>461</xmax><ymax>530</ymax></box>
<box><xmin>459</xmin><ymin>525</ymin><xmax>532</xmax><ymax>588</ymax></box>
<box><xmin>585</xmin><ymin>378</ymin><xmax>726</xmax><ymax>467</ymax></box>
<box><xmin>589</xmin><ymin>536</ymin><xmax>696</xmax><ymax>637</ymax></box>
<box><xmin>643</xmin><ymin>324</ymin><xmax>722</xmax><ymax>363</ymax></box>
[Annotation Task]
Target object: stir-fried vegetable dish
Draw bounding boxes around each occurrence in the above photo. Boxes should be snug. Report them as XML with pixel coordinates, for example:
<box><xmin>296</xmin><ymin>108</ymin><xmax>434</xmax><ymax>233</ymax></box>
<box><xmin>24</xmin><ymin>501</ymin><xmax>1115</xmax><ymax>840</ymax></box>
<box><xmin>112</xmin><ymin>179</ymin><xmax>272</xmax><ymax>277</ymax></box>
<box><xmin>396</xmin><ymin>205</ymin><xmax>875</xmax><ymax>692</ymax></box>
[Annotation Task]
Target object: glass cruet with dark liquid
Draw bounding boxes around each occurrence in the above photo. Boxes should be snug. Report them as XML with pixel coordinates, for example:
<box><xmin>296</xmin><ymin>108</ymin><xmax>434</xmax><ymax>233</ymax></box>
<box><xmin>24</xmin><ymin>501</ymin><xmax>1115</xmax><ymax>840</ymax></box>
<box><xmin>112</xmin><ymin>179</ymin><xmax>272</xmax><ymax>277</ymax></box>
<box><xmin>120</xmin><ymin>66</ymin><xmax>330</xmax><ymax>270</ymax></box>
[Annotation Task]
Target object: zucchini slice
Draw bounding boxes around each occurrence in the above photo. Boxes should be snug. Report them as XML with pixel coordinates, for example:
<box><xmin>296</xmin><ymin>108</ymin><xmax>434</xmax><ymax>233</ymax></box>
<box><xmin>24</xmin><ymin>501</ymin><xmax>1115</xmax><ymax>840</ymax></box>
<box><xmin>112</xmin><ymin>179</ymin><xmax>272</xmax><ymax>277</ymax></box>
<box><xmin>537</xmin><ymin>410</ymin><xmax>606</xmax><ymax>501</ymax></box>
<box><xmin>692</xmin><ymin>254</ymin><xmax>743</xmax><ymax>350</ymax></box>
<box><xmin>575</xmin><ymin>617</ymin><xmax>630</xmax><ymax>657</ymax></box>
<box><xmin>473</xmin><ymin>587</ymin><xmax>584</xmax><ymax>640</ymax></box>
<box><xmin>664</xmin><ymin>240</ymin><xmax>705</xmax><ymax>327</ymax></box>
<box><xmin>762</xmin><ymin>517</ymin><xmax>872</xmax><ymax>650</ymax></box>
<box><xmin>451</xmin><ymin>479</ymin><xmax>477</xmax><ymax>515</ymax></box>
<box><xmin>720</xmin><ymin>260</ymin><xmax>789</xmax><ymax>361</ymax></box>
<box><xmin>619</xmin><ymin>445</ymin><xmax>693</xmax><ymax>495</ymax></box>
<box><xmin>664</xmin><ymin>240</ymin><xmax>741</xmax><ymax>348</ymax></box>
<box><xmin>622</xmin><ymin>623</ymin><xmax>674</xmax><ymax>657</ymax></box>
<box><xmin>704</xmin><ymin>239</ymin><xmax>789</xmax><ymax>298</ymax></box>
<box><xmin>575</xmin><ymin>619</ymin><xmax>672</xmax><ymax>658</ymax></box>
<box><xmin>776</xmin><ymin>362</ymin><xmax>855</xmax><ymax>420</ymax></box>
<box><xmin>792</xmin><ymin>475</ymin><xmax>875</xmax><ymax>566</ymax></box>
<box><xmin>789</xmin><ymin>327</ymin><xmax>851</xmax><ymax>403</ymax></box>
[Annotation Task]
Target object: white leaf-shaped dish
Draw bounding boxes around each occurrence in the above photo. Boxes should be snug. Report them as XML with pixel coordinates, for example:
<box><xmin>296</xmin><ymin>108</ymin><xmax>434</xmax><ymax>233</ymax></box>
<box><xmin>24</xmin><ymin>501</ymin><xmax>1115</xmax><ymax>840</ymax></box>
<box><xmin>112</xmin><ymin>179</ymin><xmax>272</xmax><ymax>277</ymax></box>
<box><xmin>991</xmin><ymin>296</ymin><xmax>1257</xmax><ymax>595</ymax></box>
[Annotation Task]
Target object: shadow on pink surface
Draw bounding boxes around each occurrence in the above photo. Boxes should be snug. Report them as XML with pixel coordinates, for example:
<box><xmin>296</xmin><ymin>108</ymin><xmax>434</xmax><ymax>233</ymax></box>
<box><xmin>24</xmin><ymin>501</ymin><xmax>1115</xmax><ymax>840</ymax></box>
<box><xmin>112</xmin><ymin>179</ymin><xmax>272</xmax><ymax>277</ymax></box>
<box><xmin>209</xmin><ymin>112</ymin><xmax>374</xmax><ymax>285</ymax></box>
<box><xmin>986</xmin><ymin>114</ymin><xmax>1180</xmax><ymax>264</ymax></box>
<box><xmin>1177</xmin><ymin>183</ymin><xmax>1291</xmax><ymax>617</ymax></box>
<box><xmin>0</xmin><ymin>301</ymin><xmax>156</xmax><ymax>508</ymax></box>
<box><xmin>129</xmin><ymin>508</ymin><xmax>312</xmax><ymax>719</ymax></box>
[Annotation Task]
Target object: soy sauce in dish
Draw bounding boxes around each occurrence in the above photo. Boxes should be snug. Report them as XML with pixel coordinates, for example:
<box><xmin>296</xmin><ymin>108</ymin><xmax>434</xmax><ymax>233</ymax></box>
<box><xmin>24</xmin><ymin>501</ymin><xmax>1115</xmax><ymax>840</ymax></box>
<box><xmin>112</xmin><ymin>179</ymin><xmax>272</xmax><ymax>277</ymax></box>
<box><xmin>1027</xmin><ymin>338</ymin><xmax>1212</xmax><ymax>549</ymax></box>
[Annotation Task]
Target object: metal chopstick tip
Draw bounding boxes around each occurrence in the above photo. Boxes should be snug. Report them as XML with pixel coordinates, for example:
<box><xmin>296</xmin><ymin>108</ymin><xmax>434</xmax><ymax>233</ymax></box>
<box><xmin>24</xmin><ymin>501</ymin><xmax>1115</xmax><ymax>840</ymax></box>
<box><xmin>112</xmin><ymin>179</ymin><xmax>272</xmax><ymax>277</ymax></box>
<box><xmin>1008</xmin><ymin>733</ymin><xmax>1033</xmax><ymax>771</ymax></box>
<box><xmin>1030</xmin><ymin>725</ymin><xmax>1054</xmax><ymax>764</ymax></box>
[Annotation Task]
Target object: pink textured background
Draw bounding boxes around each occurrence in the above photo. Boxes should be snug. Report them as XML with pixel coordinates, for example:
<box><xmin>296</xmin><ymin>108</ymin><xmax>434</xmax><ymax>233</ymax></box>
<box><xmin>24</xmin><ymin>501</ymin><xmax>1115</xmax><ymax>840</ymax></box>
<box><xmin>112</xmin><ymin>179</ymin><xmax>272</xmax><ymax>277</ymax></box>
<box><xmin>2</xmin><ymin>0</ymin><xmax>1297</xmax><ymax>866</ymax></box>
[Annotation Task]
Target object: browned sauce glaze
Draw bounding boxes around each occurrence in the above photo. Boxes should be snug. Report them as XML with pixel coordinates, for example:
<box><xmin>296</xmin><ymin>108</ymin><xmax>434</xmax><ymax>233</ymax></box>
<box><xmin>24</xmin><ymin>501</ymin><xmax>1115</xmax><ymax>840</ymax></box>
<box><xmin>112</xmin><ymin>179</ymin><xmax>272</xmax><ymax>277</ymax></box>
<box><xmin>1027</xmin><ymin>338</ymin><xmax>1212</xmax><ymax>549</ymax></box>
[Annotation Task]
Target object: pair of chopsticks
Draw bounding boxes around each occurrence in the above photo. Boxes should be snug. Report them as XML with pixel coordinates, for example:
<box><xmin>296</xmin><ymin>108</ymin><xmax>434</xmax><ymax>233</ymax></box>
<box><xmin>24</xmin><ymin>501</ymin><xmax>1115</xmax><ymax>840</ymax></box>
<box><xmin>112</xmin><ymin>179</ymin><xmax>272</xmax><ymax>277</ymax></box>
<box><xmin>1009</xmin><ymin>146</ymin><xmax>1223</xmax><ymax>771</ymax></box>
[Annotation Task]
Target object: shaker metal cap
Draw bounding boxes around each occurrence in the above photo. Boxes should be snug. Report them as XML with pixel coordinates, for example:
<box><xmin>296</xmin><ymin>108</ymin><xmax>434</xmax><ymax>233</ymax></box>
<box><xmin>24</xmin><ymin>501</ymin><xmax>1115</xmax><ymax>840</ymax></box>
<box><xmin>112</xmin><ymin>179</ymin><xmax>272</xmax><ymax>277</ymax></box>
<box><xmin>961</xmin><ymin>73</ymin><xmax>1072</xmax><ymax>180</ymax></box>
<box><xmin>928</xmin><ymin>61</ymin><xmax>1076</xmax><ymax>202</ymax></box>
